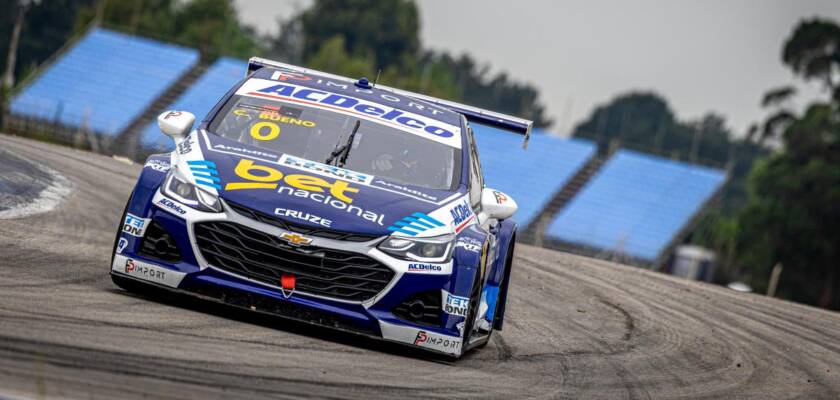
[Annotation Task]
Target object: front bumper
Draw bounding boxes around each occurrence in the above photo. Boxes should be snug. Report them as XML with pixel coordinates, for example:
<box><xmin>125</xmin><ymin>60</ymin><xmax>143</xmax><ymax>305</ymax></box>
<box><xmin>113</xmin><ymin>191</ymin><xmax>474</xmax><ymax>357</ymax></box>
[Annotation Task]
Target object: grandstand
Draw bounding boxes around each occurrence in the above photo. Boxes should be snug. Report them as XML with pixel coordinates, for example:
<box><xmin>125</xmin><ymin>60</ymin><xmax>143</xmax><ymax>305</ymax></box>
<box><xmin>141</xmin><ymin>57</ymin><xmax>244</xmax><ymax>151</ymax></box>
<box><xmin>472</xmin><ymin>124</ymin><xmax>596</xmax><ymax>227</ymax></box>
<box><xmin>8</xmin><ymin>28</ymin><xmax>199</xmax><ymax>139</ymax></box>
<box><xmin>4</xmin><ymin>25</ymin><xmax>729</xmax><ymax>273</ymax></box>
<box><xmin>544</xmin><ymin>149</ymin><xmax>727</xmax><ymax>265</ymax></box>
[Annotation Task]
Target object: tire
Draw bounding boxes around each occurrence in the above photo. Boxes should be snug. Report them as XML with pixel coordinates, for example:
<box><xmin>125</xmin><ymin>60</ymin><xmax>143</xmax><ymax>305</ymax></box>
<box><xmin>110</xmin><ymin>193</ymin><xmax>136</xmax><ymax>293</ymax></box>
<box><xmin>110</xmin><ymin>194</ymin><xmax>131</xmax><ymax>267</ymax></box>
<box><xmin>459</xmin><ymin>268</ymin><xmax>482</xmax><ymax>356</ymax></box>
<box><xmin>460</xmin><ymin>242</ymin><xmax>489</xmax><ymax>356</ymax></box>
<box><xmin>492</xmin><ymin>240</ymin><xmax>516</xmax><ymax>331</ymax></box>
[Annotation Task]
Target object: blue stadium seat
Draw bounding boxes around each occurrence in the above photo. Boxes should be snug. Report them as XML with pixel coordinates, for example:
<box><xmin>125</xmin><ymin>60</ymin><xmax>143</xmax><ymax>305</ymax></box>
<box><xmin>472</xmin><ymin>124</ymin><xmax>596</xmax><ymax>227</ymax></box>
<box><xmin>142</xmin><ymin>57</ymin><xmax>245</xmax><ymax>150</ymax></box>
<box><xmin>10</xmin><ymin>28</ymin><xmax>199</xmax><ymax>136</ymax></box>
<box><xmin>546</xmin><ymin>149</ymin><xmax>727</xmax><ymax>261</ymax></box>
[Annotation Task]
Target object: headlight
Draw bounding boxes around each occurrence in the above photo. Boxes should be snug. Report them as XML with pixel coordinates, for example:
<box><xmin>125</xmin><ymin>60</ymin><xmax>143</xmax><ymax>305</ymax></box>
<box><xmin>161</xmin><ymin>168</ymin><xmax>222</xmax><ymax>213</ymax></box>
<box><xmin>378</xmin><ymin>234</ymin><xmax>454</xmax><ymax>262</ymax></box>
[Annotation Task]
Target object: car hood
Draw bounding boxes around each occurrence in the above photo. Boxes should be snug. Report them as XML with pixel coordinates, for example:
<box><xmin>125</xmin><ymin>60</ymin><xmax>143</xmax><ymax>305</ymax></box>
<box><xmin>173</xmin><ymin>131</ymin><xmax>471</xmax><ymax>237</ymax></box>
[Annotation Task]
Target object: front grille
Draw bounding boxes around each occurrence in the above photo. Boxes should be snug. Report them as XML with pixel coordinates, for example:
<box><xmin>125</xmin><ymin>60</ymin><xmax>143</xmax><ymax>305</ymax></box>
<box><xmin>194</xmin><ymin>221</ymin><xmax>394</xmax><ymax>302</ymax></box>
<box><xmin>227</xmin><ymin>201</ymin><xmax>377</xmax><ymax>242</ymax></box>
<box><xmin>180</xmin><ymin>280</ymin><xmax>374</xmax><ymax>336</ymax></box>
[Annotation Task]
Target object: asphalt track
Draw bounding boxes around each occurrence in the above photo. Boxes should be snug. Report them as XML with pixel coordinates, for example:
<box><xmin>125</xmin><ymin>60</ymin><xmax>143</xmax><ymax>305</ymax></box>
<box><xmin>0</xmin><ymin>133</ymin><xmax>839</xmax><ymax>399</ymax></box>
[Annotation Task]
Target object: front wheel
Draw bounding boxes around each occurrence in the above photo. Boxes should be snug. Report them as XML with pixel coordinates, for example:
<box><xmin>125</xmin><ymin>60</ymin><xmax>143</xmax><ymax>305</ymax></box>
<box><xmin>459</xmin><ymin>243</ymin><xmax>490</xmax><ymax>356</ymax></box>
<box><xmin>457</xmin><ymin>271</ymin><xmax>481</xmax><ymax>357</ymax></box>
<box><xmin>110</xmin><ymin>193</ymin><xmax>136</xmax><ymax>293</ymax></box>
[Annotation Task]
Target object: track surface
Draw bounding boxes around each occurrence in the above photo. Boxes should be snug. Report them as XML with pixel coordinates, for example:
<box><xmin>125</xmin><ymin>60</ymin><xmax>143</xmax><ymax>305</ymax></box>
<box><xmin>0</xmin><ymin>133</ymin><xmax>839</xmax><ymax>399</ymax></box>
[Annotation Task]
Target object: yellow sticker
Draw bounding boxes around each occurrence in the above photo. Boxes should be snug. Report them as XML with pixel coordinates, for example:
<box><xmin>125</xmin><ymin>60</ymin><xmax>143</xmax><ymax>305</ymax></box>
<box><xmin>233</xmin><ymin>109</ymin><xmax>251</xmax><ymax>117</ymax></box>
<box><xmin>224</xmin><ymin>159</ymin><xmax>359</xmax><ymax>203</ymax></box>
<box><xmin>259</xmin><ymin>112</ymin><xmax>316</xmax><ymax>128</ymax></box>
<box><xmin>250</xmin><ymin>121</ymin><xmax>281</xmax><ymax>141</ymax></box>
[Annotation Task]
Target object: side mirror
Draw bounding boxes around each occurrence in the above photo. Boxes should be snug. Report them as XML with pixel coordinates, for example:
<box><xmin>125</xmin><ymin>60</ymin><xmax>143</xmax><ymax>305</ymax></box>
<box><xmin>480</xmin><ymin>188</ymin><xmax>518</xmax><ymax>220</ymax></box>
<box><xmin>157</xmin><ymin>110</ymin><xmax>195</xmax><ymax>145</ymax></box>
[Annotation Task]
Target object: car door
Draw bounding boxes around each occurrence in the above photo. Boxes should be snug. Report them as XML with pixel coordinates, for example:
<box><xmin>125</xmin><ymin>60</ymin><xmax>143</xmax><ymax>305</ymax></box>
<box><xmin>465</xmin><ymin>123</ymin><xmax>499</xmax><ymax>274</ymax></box>
<box><xmin>466</xmin><ymin>125</ymin><xmax>484</xmax><ymax>221</ymax></box>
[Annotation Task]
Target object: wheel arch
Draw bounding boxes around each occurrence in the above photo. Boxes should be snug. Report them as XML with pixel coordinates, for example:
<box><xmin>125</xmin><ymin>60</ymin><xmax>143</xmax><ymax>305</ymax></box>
<box><xmin>491</xmin><ymin>220</ymin><xmax>516</xmax><ymax>330</ymax></box>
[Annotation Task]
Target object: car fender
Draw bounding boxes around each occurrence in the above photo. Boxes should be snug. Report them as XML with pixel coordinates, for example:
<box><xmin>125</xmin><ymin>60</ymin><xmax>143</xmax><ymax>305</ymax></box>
<box><xmin>129</xmin><ymin>154</ymin><xmax>171</xmax><ymax>213</ymax></box>
<box><xmin>490</xmin><ymin>219</ymin><xmax>516</xmax><ymax>330</ymax></box>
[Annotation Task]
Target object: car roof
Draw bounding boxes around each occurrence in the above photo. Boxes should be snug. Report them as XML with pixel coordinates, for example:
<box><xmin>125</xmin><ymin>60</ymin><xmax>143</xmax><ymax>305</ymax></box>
<box><xmin>251</xmin><ymin>67</ymin><xmax>465</xmax><ymax>129</ymax></box>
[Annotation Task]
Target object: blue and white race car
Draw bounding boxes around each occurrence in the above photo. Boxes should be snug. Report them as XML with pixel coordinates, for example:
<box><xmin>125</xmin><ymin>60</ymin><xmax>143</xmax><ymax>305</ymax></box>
<box><xmin>111</xmin><ymin>58</ymin><xmax>532</xmax><ymax>358</ymax></box>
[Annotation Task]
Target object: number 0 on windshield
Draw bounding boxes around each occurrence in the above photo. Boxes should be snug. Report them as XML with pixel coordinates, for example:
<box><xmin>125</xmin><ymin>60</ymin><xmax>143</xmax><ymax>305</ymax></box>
<box><xmin>250</xmin><ymin>121</ymin><xmax>280</xmax><ymax>141</ymax></box>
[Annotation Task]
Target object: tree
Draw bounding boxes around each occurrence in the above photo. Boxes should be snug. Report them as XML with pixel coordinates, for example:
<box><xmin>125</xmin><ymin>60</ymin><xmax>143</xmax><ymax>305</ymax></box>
<box><xmin>280</xmin><ymin>0</ymin><xmax>553</xmax><ymax>128</ymax></box>
<box><xmin>427</xmin><ymin>52</ymin><xmax>554</xmax><ymax>128</ymax></box>
<box><xmin>759</xmin><ymin>85</ymin><xmax>797</xmax><ymax>146</ymax></box>
<box><xmin>73</xmin><ymin>0</ymin><xmax>177</xmax><ymax>42</ymax></box>
<box><xmin>737</xmin><ymin>104</ymin><xmax>840</xmax><ymax>308</ymax></box>
<box><xmin>379</xmin><ymin>52</ymin><xmax>461</xmax><ymax>101</ymax></box>
<box><xmin>266</xmin><ymin>12</ymin><xmax>304</xmax><ymax>64</ymax></box>
<box><xmin>571</xmin><ymin>91</ymin><xmax>774</xmax><ymax>230</ymax></box>
<box><xmin>782</xmin><ymin>19</ymin><xmax>840</xmax><ymax>102</ymax></box>
<box><xmin>572</xmin><ymin>92</ymin><xmax>687</xmax><ymax>156</ymax></box>
<box><xmin>306</xmin><ymin>36</ymin><xmax>375</xmax><ymax>79</ymax></box>
<box><xmin>571</xmin><ymin>91</ymin><xmax>745</xmax><ymax>164</ymax></box>
<box><xmin>730</xmin><ymin>18</ymin><xmax>840</xmax><ymax>310</ymax></box>
<box><xmin>0</xmin><ymin>0</ymin><xmax>92</xmax><ymax>85</ymax></box>
<box><xmin>74</xmin><ymin>0</ymin><xmax>262</xmax><ymax>60</ymax></box>
<box><xmin>298</xmin><ymin>0</ymin><xmax>419</xmax><ymax>70</ymax></box>
<box><xmin>173</xmin><ymin>0</ymin><xmax>261</xmax><ymax>59</ymax></box>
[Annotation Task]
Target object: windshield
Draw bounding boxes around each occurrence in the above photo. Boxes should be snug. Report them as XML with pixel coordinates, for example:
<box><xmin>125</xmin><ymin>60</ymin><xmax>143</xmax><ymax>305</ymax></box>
<box><xmin>208</xmin><ymin>94</ymin><xmax>460</xmax><ymax>190</ymax></box>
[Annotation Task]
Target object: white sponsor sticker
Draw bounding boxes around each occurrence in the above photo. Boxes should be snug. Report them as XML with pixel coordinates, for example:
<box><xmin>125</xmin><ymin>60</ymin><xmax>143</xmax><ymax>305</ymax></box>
<box><xmin>406</xmin><ymin>263</ymin><xmax>445</xmax><ymax>274</ymax></box>
<box><xmin>371</xmin><ymin>254</ymin><xmax>453</xmax><ymax>275</ymax></box>
<box><xmin>442</xmin><ymin>290</ymin><xmax>470</xmax><ymax>317</ymax></box>
<box><xmin>122</xmin><ymin>213</ymin><xmax>149</xmax><ymax>237</ymax></box>
<box><xmin>236</xmin><ymin>79</ymin><xmax>463</xmax><ymax>148</ymax></box>
<box><xmin>373</xmin><ymin>179</ymin><xmax>438</xmax><ymax>201</ymax></box>
<box><xmin>275</xmin><ymin>207</ymin><xmax>332</xmax><ymax>227</ymax></box>
<box><xmin>177</xmin><ymin>133</ymin><xmax>194</xmax><ymax>155</ymax></box>
<box><xmin>378</xmin><ymin>320</ymin><xmax>462</xmax><ymax>355</ymax></box>
<box><xmin>455</xmin><ymin>237</ymin><xmax>482</xmax><ymax>253</ymax></box>
<box><xmin>202</xmin><ymin>131</ymin><xmax>280</xmax><ymax>164</ymax></box>
<box><xmin>156</xmin><ymin>197</ymin><xmax>188</xmax><ymax>217</ymax></box>
<box><xmin>176</xmin><ymin>131</ymin><xmax>219</xmax><ymax>196</ymax></box>
<box><xmin>152</xmin><ymin>192</ymin><xmax>210</xmax><ymax>220</ymax></box>
<box><xmin>213</xmin><ymin>143</ymin><xmax>279</xmax><ymax>160</ymax></box>
<box><xmin>144</xmin><ymin>159</ymin><xmax>171</xmax><ymax>173</ymax></box>
<box><xmin>279</xmin><ymin>154</ymin><xmax>374</xmax><ymax>185</ymax></box>
<box><xmin>111</xmin><ymin>254</ymin><xmax>186</xmax><ymax>288</ymax></box>
<box><xmin>385</xmin><ymin>193</ymin><xmax>471</xmax><ymax>238</ymax></box>
<box><xmin>449</xmin><ymin>199</ymin><xmax>475</xmax><ymax>234</ymax></box>
<box><xmin>116</xmin><ymin>237</ymin><xmax>128</xmax><ymax>254</ymax></box>
<box><xmin>413</xmin><ymin>330</ymin><xmax>462</xmax><ymax>354</ymax></box>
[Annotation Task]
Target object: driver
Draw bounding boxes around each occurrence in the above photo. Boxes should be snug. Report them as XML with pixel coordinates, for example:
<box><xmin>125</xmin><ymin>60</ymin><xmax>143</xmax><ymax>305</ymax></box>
<box><xmin>218</xmin><ymin>107</ymin><xmax>258</xmax><ymax>142</ymax></box>
<box><xmin>370</xmin><ymin>147</ymin><xmax>421</xmax><ymax>183</ymax></box>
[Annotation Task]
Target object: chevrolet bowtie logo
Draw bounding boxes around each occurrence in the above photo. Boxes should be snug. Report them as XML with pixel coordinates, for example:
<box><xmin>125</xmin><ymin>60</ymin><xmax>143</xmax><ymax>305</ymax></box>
<box><xmin>279</xmin><ymin>232</ymin><xmax>313</xmax><ymax>246</ymax></box>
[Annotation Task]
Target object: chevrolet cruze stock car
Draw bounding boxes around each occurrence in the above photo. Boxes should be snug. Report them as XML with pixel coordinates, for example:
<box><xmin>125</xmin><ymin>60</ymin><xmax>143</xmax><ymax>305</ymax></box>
<box><xmin>111</xmin><ymin>57</ymin><xmax>533</xmax><ymax>358</ymax></box>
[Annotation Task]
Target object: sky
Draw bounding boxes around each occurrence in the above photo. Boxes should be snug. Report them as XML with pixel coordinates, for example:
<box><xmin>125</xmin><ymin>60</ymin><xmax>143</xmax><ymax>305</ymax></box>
<box><xmin>235</xmin><ymin>0</ymin><xmax>840</xmax><ymax>136</ymax></box>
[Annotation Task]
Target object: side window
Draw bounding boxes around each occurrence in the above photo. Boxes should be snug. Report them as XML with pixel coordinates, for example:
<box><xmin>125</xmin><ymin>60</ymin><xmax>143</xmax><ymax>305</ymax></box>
<box><xmin>467</xmin><ymin>125</ymin><xmax>483</xmax><ymax>209</ymax></box>
<box><xmin>471</xmin><ymin>129</ymin><xmax>485</xmax><ymax>188</ymax></box>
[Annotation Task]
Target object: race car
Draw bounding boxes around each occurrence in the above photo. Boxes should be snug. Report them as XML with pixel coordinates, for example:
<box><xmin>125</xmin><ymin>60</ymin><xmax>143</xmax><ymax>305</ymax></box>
<box><xmin>110</xmin><ymin>57</ymin><xmax>532</xmax><ymax>358</ymax></box>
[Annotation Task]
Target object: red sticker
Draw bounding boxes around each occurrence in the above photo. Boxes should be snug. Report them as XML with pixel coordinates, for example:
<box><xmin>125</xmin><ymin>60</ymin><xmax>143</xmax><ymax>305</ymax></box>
<box><xmin>280</xmin><ymin>274</ymin><xmax>296</xmax><ymax>298</ymax></box>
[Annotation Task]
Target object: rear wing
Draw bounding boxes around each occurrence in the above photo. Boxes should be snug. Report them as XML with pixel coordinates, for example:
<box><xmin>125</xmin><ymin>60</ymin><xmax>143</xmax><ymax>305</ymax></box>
<box><xmin>247</xmin><ymin>57</ymin><xmax>533</xmax><ymax>148</ymax></box>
